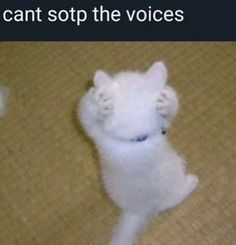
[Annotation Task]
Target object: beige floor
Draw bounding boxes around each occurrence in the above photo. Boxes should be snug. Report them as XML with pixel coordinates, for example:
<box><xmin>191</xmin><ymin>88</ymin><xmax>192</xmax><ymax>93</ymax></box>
<box><xmin>0</xmin><ymin>42</ymin><xmax>235</xmax><ymax>245</ymax></box>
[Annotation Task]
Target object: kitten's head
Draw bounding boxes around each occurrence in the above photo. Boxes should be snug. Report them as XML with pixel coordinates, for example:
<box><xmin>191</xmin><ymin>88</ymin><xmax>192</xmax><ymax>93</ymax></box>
<box><xmin>94</xmin><ymin>61</ymin><xmax>168</xmax><ymax>141</ymax></box>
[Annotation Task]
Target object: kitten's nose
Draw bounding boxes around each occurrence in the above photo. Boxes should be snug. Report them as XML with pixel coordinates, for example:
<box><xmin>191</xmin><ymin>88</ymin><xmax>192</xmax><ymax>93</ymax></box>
<box><xmin>135</xmin><ymin>135</ymin><xmax>148</xmax><ymax>142</ymax></box>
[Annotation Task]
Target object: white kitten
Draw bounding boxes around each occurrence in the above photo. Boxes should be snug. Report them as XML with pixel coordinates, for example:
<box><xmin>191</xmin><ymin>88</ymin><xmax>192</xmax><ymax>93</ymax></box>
<box><xmin>78</xmin><ymin>61</ymin><xmax>199</xmax><ymax>245</ymax></box>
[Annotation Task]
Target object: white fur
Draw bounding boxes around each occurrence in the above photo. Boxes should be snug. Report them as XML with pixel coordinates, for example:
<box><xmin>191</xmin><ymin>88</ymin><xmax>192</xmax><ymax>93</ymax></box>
<box><xmin>78</xmin><ymin>61</ymin><xmax>199</xmax><ymax>245</ymax></box>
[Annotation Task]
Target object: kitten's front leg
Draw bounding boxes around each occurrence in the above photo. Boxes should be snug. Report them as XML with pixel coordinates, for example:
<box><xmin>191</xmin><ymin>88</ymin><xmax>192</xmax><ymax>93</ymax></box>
<box><xmin>79</xmin><ymin>87</ymin><xmax>113</xmax><ymax>139</ymax></box>
<box><xmin>92</xmin><ymin>87</ymin><xmax>114</xmax><ymax>117</ymax></box>
<box><xmin>157</xmin><ymin>86</ymin><xmax>179</xmax><ymax>122</ymax></box>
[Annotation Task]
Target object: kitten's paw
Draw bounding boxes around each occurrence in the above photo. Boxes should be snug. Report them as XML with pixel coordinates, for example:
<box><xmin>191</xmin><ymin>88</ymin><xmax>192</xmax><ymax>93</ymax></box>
<box><xmin>93</xmin><ymin>88</ymin><xmax>113</xmax><ymax>115</ymax></box>
<box><xmin>157</xmin><ymin>86</ymin><xmax>178</xmax><ymax>117</ymax></box>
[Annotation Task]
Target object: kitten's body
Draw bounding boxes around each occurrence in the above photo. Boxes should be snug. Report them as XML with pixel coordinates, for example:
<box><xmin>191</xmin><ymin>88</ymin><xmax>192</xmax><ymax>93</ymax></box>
<box><xmin>78</xmin><ymin>62</ymin><xmax>198</xmax><ymax>245</ymax></box>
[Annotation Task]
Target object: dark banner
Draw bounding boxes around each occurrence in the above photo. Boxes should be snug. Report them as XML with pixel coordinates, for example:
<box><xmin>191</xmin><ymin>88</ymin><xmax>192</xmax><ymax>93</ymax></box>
<box><xmin>0</xmin><ymin>0</ymin><xmax>235</xmax><ymax>41</ymax></box>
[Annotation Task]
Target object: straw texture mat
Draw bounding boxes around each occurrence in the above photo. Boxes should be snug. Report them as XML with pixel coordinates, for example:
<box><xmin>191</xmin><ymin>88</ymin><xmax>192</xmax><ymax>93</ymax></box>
<box><xmin>0</xmin><ymin>42</ymin><xmax>235</xmax><ymax>245</ymax></box>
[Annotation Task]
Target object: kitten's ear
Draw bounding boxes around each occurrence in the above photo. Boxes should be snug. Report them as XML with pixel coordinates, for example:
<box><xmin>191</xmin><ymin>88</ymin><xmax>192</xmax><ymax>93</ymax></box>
<box><xmin>94</xmin><ymin>70</ymin><xmax>111</xmax><ymax>88</ymax></box>
<box><xmin>145</xmin><ymin>61</ymin><xmax>167</xmax><ymax>89</ymax></box>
